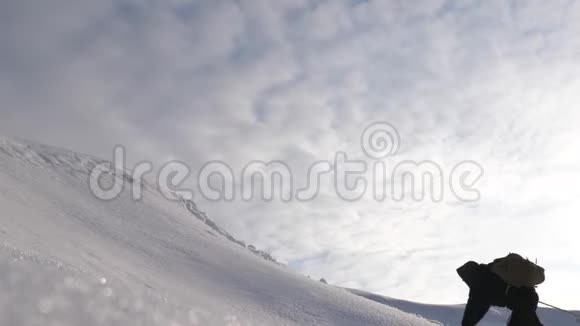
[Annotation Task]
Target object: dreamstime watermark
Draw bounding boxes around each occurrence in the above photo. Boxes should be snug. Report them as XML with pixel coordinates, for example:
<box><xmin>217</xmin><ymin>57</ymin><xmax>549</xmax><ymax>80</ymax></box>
<box><xmin>89</xmin><ymin>122</ymin><xmax>484</xmax><ymax>203</ymax></box>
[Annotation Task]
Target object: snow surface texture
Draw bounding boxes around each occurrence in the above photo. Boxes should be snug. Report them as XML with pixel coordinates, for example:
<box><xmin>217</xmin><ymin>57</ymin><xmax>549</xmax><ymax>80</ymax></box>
<box><xmin>0</xmin><ymin>137</ymin><xmax>439</xmax><ymax>325</ymax></box>
<box><xmin>0</xmin><ymin>137</ymin><xmax>576</xmax><ymax>325</ymax></box>
<box><xmin>346</xmin><ymin>288</ymin><xmax>580</xmax><ymax>326</ymax></box>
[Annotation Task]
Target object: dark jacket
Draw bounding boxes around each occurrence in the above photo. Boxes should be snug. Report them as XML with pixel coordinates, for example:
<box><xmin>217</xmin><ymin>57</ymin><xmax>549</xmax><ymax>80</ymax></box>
<box><xmin>457</xmin><ymin>261</ymin><xmax>542</xmax><ymax>326</ymax></box>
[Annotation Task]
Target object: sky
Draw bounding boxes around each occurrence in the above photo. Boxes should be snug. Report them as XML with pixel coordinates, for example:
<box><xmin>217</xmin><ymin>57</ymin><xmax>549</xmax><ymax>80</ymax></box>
<box><xmin>2</xmin><ymin>0</ymin><xmax>580</xmax><ymax>309</ymax></box>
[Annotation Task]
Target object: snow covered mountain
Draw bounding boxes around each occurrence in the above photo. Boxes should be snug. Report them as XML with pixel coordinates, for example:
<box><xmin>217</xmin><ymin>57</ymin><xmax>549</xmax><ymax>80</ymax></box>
<box><xmin>0</xmin><ymin>137</ymin><xmax>576</xmax><ymax>325</ymax></box>
<box><xmin>0</xmin><ymin>137</ymin><xmax>440</xmax><ymax>325</ymax></box>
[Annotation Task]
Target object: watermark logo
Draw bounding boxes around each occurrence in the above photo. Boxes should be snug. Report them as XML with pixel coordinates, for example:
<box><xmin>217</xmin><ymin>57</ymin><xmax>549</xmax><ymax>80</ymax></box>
<box><xmin>89</xmin><ymin>122</ymin><xmax>483</xmax><ymax>203</ymax></box>
<box><xmin>361</xmin><ymin>121</ymin><xmax>400</xmax><ymax>159</ymax></box>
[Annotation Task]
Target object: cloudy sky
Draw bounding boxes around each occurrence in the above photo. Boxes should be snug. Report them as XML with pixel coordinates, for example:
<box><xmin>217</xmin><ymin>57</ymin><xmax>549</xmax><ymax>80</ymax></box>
<box><xmin>2</xmin><ymin>0</ymin><xmax>580</xmax><ymax>309</ymax></box>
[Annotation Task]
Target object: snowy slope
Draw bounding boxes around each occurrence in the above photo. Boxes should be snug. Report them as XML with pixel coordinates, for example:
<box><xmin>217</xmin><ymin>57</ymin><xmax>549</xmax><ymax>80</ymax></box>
<box><xmin>345</xmin><ymin>288</ymin><xmax>580</xmax><ymax>325</ymax></box>
<box><xmin>0</xmin><ymin>137</ymin><xmax>440</xmax><ymax>326</ymax></box>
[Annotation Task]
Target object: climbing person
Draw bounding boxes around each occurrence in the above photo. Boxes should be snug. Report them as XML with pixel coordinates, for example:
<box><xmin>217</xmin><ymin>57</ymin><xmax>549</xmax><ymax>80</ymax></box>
<box><xmin>457</xmin><ymin>253</ymin><xmax>545</xmax><ymax>325</ymax></box>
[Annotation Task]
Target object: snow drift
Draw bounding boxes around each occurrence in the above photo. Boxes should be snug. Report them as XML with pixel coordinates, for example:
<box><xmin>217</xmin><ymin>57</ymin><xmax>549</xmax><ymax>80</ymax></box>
<box><xmin>0</xmin><ymin>137</ymin><xmax>576</xmax><ymax>325</ymax></box>
<box><xmin>0</xmin><ymin>137</ymin><xmax>439</xmax><ymax>325</ymax></box>
<box><xmin>346</xmin><ymin>288</ymin><xmax>580</xmax><ymax>326</ymax></box>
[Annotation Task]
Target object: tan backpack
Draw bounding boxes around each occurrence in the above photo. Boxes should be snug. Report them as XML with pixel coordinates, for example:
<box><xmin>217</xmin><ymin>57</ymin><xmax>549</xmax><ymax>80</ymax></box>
<box><xmin>490</xmin><ymin>253</ymin><xmax>545</xmax><ymax>288</ymax></box>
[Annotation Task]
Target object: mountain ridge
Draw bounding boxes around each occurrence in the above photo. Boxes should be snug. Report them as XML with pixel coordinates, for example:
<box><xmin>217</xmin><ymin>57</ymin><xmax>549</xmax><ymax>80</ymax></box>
<box><xmin>0</xmin><ymin>136</ymin><xmax>440</xmax><ymax>325</ymax></box>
